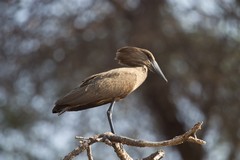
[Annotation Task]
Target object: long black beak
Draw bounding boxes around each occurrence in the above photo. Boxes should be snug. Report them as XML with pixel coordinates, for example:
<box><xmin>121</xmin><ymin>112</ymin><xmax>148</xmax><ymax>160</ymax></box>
<box><xmin>151</xmin><ymin>60</ymin><xmax>168</xmax><ymax>82</ymax></box>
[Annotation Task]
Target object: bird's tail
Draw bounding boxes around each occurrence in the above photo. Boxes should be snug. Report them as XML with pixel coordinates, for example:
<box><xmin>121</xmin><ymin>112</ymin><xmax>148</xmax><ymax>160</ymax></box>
<box><xmin>52</xmin><ymin>105</ymin><xmax>69</xmax><ymax>116</ymax></box>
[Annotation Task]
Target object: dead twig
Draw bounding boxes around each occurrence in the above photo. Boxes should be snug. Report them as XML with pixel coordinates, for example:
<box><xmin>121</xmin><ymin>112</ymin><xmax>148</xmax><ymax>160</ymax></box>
<box><xmin>86</xmin><ymin>146</ymin><xmax>93</xmax><ymax>160</ymax></box>
<box><xmin>142</xmin><ymin>150</ymin><xmax>165</xmax><ymax>160</ymax></box>
<box><xmin>112</xmin><ymin>143</ymin><xmax>133</xmax><ymax>160</ymax></box>
<box><xmin>63</xmin><ymin>122</ymin><xmax>206</xmax><ymax>160</ymax></box>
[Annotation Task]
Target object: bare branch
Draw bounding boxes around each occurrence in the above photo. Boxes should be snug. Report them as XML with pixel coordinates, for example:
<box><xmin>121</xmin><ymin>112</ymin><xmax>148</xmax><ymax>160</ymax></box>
<box><xmin>142</xmin><ymin>150</ymin><xmax>165</xmax><ymax>160</ymax></box>
<box><xmin>112</xmin><ymin>143</ymin><xmax>133</xmax><ymax>160</ymax></box>
<box><xmin>87</xmin><ymin>146</ymin><xmax>93</xmax><ymax>160</ymax></box>
<box><xmin>63</xmin><ymin>122</ymin><xmax>206</xmax><ymax>160</ymax></box>
<box><xmin>63</xmin><ymin>146</ymin><xmax>84</xmax><ymax>160</ymax></box>
<box><xmin>94</xmin><ymin>121</ymin><xmax>206</xmax><ymax>147</ymax></box>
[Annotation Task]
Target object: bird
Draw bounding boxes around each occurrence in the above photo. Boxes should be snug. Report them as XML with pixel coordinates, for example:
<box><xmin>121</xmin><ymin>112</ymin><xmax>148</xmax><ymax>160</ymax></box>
<box><xmin>52</xmin><ymin>46</ymin><xmax>168</xmax><ymax>133</ymax></box>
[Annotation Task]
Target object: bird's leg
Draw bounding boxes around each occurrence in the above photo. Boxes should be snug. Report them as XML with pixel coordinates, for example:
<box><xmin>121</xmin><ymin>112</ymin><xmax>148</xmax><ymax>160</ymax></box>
<box><xmin>107</xmin><ymin>101</ymin><xmax>115</xmax><ymax>134</ymax></box>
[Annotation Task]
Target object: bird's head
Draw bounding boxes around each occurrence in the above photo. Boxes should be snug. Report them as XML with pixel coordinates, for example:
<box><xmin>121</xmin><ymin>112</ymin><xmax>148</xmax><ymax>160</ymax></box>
<box><xmin>115</xmin><ymin>46</ymin><xmax>168</xmax><ymax>82</ymax></box>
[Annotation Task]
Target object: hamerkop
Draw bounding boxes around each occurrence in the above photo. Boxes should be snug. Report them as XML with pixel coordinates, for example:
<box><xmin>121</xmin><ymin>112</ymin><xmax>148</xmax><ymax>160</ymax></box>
<box><xmin>52</xmin><ymin>46</ymin><xmax>167</xmax><ymax>133</ymax></box>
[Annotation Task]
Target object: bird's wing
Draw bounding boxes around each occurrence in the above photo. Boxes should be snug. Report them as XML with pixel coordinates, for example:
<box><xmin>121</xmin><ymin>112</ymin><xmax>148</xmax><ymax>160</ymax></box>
<box><xmin>53</xmin><ymin>69</ymin><xmax>137</xmax><ymax>114</ymax></box>
<box><xmin>79</xmin><ymin>73</ymin><xmax>102</xmax><ymax>87</ymax></box>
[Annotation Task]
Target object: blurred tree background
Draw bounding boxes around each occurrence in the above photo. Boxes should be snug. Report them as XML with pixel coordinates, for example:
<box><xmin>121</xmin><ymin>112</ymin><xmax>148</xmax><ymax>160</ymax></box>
<box><xmin>0</xmin><ymin>0</ymin><xmax>239</xmax><ymax>160</ymax></box>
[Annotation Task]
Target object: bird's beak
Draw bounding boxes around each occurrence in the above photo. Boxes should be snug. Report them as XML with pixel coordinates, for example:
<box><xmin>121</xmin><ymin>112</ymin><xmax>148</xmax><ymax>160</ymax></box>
<box><xmin>151</xmin><ymin>60</ymin><xmax>168</xmax><ymax>82</ymax></box>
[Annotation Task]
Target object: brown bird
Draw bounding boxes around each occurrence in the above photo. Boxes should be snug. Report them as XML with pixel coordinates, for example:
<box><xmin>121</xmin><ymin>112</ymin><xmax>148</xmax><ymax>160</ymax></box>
<box><xmin>52</xmin><ymin>46</ymin><xmax>167</xmax><ymax>133</ymax></box>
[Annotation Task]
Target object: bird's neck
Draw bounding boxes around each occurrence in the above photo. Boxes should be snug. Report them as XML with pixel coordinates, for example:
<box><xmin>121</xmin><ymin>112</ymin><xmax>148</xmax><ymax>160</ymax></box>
<box><xmin>131</xmin><ymin>66</ymin><xmax>148</xmax><ymax>91</ymax></box>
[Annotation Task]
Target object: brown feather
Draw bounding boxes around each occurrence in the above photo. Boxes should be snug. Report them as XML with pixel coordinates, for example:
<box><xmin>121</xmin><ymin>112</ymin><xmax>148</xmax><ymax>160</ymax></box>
<box><xmin>52</xmin><ymin>46</ymin><xmax>166</xmax><ymax>116</ymax></box>
<box><xmin>52</xmin><ymin>67</ymin><xmax>147</xmax><ymax>114</ymax></box>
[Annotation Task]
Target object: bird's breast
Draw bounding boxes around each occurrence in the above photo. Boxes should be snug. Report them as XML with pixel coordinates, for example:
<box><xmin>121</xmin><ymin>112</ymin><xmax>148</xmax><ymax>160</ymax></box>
<box><xmin>94</xmin><ymin>66</ymin><xmax>148</xmax><ymax>100</ymax></box>
<box><xmin>130</xmin><ymin>66</ymin><xmax>148</xmax><ymax>91</ymax></box>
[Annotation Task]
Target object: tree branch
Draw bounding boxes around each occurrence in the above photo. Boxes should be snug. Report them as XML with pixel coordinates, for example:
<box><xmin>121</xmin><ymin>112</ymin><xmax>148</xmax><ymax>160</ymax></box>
<box><xmin>63</xmin><ymin>122</ymin><xmax>206</xmax><ymax>160</ymax></box>
<box><xmin>87</xmin><ymin>146</ymin><xmax>93</xmax><ymax>160</ymax></box>
<box><xmin>142</xmin><ymin>150</ymin><xmax>165</xmax><ymax>160</ymax></box>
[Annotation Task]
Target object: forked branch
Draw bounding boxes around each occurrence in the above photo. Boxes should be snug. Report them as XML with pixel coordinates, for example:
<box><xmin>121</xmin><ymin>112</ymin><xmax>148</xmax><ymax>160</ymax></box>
<box><xmin>63</xmin><ymin>122</ymin><xmax>206</xmax><ymax>160</ymax></box>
